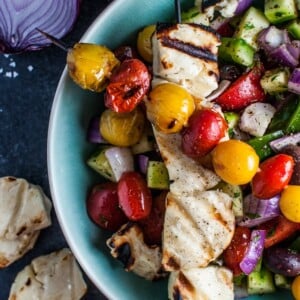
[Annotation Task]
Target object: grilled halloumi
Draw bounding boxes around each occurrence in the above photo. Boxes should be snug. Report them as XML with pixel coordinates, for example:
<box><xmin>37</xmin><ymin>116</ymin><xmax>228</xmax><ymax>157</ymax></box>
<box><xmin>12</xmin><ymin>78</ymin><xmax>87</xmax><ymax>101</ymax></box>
<box><xmin>8</xmin><ymin>248</ymin><xmax>87</xmax><ymax>300</ymax></box>
<box><xmin>163</xmin><ymin>191</ymin><xmax>234</xmax><ymax>271</ymax></box>
<box><xmin>153</xmin><ymin>129</ymin><xmax>220</xmax><ymax>195</ymax></box>
<box><xmin>152</xmin><ymin>23</ymin><xmax>220</xmax><ymax>100</ymax></box>
<box><xmin>168</xmin><ymin>265</ymin><xmax>234</xmax><ymax>300</ymax></box>
<box><xmin>107</xmin><ymin>223</ymin><xmax>166</xmax><ymax>280</ymax></box>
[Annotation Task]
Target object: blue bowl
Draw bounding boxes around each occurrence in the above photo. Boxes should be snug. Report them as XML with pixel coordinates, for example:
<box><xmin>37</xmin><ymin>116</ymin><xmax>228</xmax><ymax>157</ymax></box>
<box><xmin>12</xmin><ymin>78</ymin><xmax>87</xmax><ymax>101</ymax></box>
<box><xmin>47</xmin><ymin>0</ymin><xmax>293</xmax><ymax>299</ymax></box>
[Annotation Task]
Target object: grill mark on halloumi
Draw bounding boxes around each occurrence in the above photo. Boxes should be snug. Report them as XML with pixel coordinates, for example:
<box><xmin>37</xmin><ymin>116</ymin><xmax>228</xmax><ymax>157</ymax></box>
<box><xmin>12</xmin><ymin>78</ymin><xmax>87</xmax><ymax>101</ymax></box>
<box><xmin>160</xmin><ymin>37</ymin><xmax>217</xmax><ymax>62</ymax></box>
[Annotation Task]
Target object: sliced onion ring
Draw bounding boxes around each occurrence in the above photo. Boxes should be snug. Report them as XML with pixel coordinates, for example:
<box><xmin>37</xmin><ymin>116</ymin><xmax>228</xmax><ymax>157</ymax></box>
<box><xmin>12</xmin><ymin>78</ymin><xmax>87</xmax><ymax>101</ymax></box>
<box><xmin>269</xmin><ymin>132</ymin><xmax>300</xmax><ymax>152</ymax></box>
<box><xmin>239</xmin><ymin>229</ymin><xmax>266</xmax><ymax>275</ymax></box>
<box><xmin>0</xmin><ymin>0</ymin><xmax>80</xmax><ymax>53</ymax></box>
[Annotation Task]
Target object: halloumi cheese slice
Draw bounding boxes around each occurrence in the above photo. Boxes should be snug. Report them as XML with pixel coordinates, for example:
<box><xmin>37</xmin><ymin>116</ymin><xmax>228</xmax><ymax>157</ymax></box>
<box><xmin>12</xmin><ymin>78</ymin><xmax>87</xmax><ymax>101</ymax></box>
<box><xmin>8</xmin><ymin>248</ymin><xmax>87</xmax><ymax>300</ymax></box>
<box><xmin>168</xmin><ymin>265</ymin><xmax>234</xmax><ymax>300</ymax></box>
<box><xmin>162</xmin><ymin>191</ymin><xmax>235</xmax><ymax>271</ymax></box>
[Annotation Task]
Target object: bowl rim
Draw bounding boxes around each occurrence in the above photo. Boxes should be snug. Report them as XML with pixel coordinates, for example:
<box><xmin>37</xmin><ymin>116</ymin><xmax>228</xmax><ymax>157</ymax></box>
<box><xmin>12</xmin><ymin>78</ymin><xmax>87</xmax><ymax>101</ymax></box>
<box><xmin>47</xmin><ymin>1</ymin><xmax>123</xmax><ymax>299</ymax></box>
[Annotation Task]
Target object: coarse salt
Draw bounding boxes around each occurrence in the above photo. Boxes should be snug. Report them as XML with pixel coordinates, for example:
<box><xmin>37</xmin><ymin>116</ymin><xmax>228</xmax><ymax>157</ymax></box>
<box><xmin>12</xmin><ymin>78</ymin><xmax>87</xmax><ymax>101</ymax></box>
<box><xmin>9</xmin><ymin>61</ymin><xmax>16</xmax><ymax>68</ymax></box>
<box><xmin>27</xmin><ymin>65</ymin><xmax>34</xmax><ymax>72</ymax></box>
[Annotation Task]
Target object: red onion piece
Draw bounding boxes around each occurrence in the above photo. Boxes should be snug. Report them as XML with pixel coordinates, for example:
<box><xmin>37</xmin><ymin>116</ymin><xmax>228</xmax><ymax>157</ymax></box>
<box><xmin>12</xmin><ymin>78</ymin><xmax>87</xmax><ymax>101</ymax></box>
<box><xmin>270</xmin><ymin>44</ymin><xmax>299</xmax><ymax>68</ymax></box>
<box><xmin>269</xmin><ymin>132</ymin><xmax>300</xmax><ymax>152</ymax></box>
<box><xmin>239</xmin><ymin>230</ymin><xmax>266</xmax><ymax>275</ymax></box>
<box><xmin>87</xmin><ymin>116</ymin><xmax>107</xmax><ymax>144</ymax></box>
<box><xmin>237</xmin><ymin>194</ymin><xmax>280</xmax><ymax>227</ymax></box>
<box><xmin>235</xmin><ymin>0</ymin><xmax>253</xmax><ymax>15</ymax></box>
<box><xmin>0</xmin><ymin>0</ymin><xmax>80</xmax><ymax>53</ymax></box>
<box><xmin>206</xmin><ymin>80</ymin><xmax>231</xmax><ymax>101</ymax></box>
<box><xmin>137</xmin><ymin>154</ymin><xmax>149</xmax><ymax>174</ymax></box>
<box><xmin>104</xmin><ymin>147</ymin><xmax>134</xmax><ymax>181</ymax></box>
<box><xmin>210</xmin><ymin>16</ymin><xmax>228</xmax><ymax>31</ymax></box>
<box><xmin>288</xmin><ymin>68</ymin><xmax>300</xmax><ymax>95</ymax></box>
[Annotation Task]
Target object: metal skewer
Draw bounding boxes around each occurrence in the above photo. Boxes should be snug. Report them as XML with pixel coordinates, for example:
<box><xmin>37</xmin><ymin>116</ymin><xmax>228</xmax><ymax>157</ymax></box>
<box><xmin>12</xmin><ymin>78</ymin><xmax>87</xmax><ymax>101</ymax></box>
<box><xmin>36</xmin><ymin>28</ymin><xmax>70</xmax><ymax>52</ymax></box>
<box><xmin>175</xmin><ymin>0</ymin><xmax>182</xmax><ymax>23</ymax></box>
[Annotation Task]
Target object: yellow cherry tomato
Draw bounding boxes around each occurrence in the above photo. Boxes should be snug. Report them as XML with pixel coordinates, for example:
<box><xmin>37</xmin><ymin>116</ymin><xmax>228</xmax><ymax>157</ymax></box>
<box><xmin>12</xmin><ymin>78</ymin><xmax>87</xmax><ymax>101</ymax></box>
<box><xmin>280</xmin><ymin>185</ymin><xmax>300</xmax><ymax>222</ymax></box>
<box><xmin>146</xmin><ymin>83</ymin><xmax>195</xmax><ymax>134</ymax></box>
<box><xmin>137</xmin><ymin>24</ymin><xmax>156</xmax><ymax>63</ymax></box>
<box><xmin>67</xmin><ymin>43</ymin><xmax>119</xmax><ymax>92</ymax></box>
<box><xmin>212</xmin><ymin>140</ymin><xmax>259</xmax><ymax>185</ymax></box>
<box><xmin>292</xmin><ymin>275</ymin><xmax>300</xmax><ymax>300</ymax></box>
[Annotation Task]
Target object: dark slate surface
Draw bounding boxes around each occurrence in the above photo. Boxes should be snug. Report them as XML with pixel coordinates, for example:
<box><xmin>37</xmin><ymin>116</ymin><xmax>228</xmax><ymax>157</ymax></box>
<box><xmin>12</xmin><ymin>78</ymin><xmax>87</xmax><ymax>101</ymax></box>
<box><xmin>0</xmin><ymin>1</ymin><xmax>113</xmax><ymax>299</ymax></box>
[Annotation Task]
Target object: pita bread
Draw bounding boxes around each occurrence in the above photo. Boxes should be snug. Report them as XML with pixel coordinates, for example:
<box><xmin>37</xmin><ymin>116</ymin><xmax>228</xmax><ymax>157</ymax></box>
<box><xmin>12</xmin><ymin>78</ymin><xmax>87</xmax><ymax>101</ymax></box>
<box><xmin>8</xmin><ymin>248</ymin><xmax>87</xmax><ymax>300</ymax></box>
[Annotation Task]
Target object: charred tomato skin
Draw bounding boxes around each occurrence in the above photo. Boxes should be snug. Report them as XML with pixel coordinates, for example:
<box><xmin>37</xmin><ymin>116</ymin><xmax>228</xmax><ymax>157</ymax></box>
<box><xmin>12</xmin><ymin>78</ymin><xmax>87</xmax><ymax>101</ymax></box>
<box><xmin>86</xmin><ymin>182</ymin><xmax>127</xmax><ymax>231</ymax></box>
<box><xmin>118</xmin><ymin>171</ymin><xmax>152</xmax><ymax>221</ymax></box>
<box><xmin>105</xmin><ymin>58</ymin><xmax>151</xmax><ymax>113</ymax></box>
<box><xmin>181</xmin><ymin>109</ymin><xmax>228</xmax><ymax>158</ymax></box>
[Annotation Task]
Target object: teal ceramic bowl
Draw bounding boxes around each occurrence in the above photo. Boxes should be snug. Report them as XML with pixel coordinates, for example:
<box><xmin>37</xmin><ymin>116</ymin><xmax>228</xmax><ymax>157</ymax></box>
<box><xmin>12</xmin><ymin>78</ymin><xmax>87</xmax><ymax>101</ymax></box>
<box><xmin>48</xmin><ymin>0</ymin><xmax>293</xmax><ymax>299</ymax></box>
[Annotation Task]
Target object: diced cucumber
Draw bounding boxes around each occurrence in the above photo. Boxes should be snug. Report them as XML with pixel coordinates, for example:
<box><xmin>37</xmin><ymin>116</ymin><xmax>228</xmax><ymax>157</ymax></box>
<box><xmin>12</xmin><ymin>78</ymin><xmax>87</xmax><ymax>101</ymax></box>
<box><xmin>131</xmin><ymin>126</ymin><xmax>155</xmax><ymax>154</ymax></box>
<box><xmin>181</xmin><ymin>6</ymin><xmax>210</xmax><ymax>26</ymax></box>
<box><xmin>234</xmin><ymin>7</ymin><xmax>270</xmax><ymax>50</ymax></box>
<box><xmin>265</xmin><ymin>0</ymin><xmax>298</xmax><ymax>24</ymax></box>
<box><xmin>274</xmin><ymin>274</ymin><xmax>291</xmax><ymax>289</ymax></box>
<box><xmin>212</xmin><ymin>181</ymin><xmax>243</xmax><ymax>217</ymax></box>
<box><xmin>87</xmin><ymin>147</ymin><xmax>115</xmax><ymax>181</ymax></box>
<box><xmin>146</xmin><ymin>161</ymin><xmax>169</xmax><ymax>190</ymax></box>
<box><xmin>260</xmin><ymin>68</ymin><xmax>290</xmax><ymax>95</ymax></box>
<box><xmin>219</xmin><ymin>37</ymin><xmax>255</xmax><ymax>67</ymax></box>
<box><xmin>247</xmin><ymin>266</ymin><xmax>276</xmax><ymax>295</ymax></box>
<box><xmin>287</xmin><ymin>19</ymin><xmax>300</xmax><ymax>39</ymax></box>
<box><xmin>224</xmin><ymin>112</ymin><xmax>240</xmax><ymax>138</ymax></box>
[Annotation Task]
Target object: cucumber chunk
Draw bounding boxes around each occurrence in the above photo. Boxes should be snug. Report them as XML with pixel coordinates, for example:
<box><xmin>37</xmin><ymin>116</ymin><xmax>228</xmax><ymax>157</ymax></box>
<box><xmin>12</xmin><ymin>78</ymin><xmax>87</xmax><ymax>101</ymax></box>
<box><xmin>287</xmin><ymin>19</ymin><xmax>300</xmax><ymax>39</ymax></box>
<box><xmin>274</xmin><ymin>274</ymin><xmax>291</xmax><ymax>289</ymax></box>
<box><xmin>146</xmin><ymin>161</ymin><xmax>169</xmax><ymax>190</ymax></box>
<box><xmin>260</xmin><ymin>68</ymin><xmax>290</xmax><ymax>95</ymax></box>
<box><xmin>265</xmin><ymin>0</ymin><xmax>298</xmax><ymax>24</ymax></box>
<box><xmin>87</xmin><ymin>147</ymin><xmax>115</xmax><ymax>181</ymax></box>
<box><xmin>247</xmin><ymin>266</ymin><xmax>276</xmax><ymax>295</ymax></box>
<box><xmin>234</xmin><ymin>7</ymin><xmax>269</xmax><ymax>50</ymax></box>
<box><xmin>219</xmin><ymin>37</ymin><xmax>255</xmax><ymax>67</ymax></box>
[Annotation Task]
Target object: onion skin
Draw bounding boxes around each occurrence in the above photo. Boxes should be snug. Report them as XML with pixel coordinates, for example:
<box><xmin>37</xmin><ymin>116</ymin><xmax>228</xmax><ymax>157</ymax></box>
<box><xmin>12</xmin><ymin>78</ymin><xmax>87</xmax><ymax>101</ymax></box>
<box><xmin>0</xmin><ymin>0</ymin><xmax>80</xmax><ymax>53</ymax></box>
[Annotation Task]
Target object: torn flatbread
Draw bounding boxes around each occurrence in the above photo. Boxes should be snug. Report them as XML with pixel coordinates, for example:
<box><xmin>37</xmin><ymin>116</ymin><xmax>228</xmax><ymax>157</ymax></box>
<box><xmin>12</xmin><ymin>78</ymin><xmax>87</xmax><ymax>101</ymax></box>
<box><xmin>8</xmin><ymin>248</ymin><xmax>87</xmax><ymax>300</ymax></box>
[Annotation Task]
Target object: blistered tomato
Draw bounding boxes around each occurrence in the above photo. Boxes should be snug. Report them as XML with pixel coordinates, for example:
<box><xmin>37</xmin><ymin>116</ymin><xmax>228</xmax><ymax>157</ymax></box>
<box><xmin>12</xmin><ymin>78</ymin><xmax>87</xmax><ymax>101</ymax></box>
<box><xmin>252</xmin><ymin>154</ymin><xmax>294</xmax><ymax>199</ymax></box>
<box><xmin>292</xmin><ymin>275</ymin><xmax>300</xmax><ymax>300</ymax></box>
<box><xmin>212</xmin><ymin>140</ymin><xmax>259</xmax><ymax>185</ymax></box>
<box><xmin>280</xmin><ymin>185</ymin><xmax>300</xmax><ymax>222</ymax></box>
<box><xmin>146</xmin><ymin>83</ymin><xmax>195</xmax><ymax>133</ymax></box>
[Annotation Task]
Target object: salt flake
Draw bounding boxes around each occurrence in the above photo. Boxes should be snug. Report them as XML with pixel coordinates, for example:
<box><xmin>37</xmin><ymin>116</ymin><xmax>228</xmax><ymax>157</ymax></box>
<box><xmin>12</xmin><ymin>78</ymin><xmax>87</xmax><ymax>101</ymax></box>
<box><xmin>9</xmin><ymin>61</ymin><xmax>16</xmax><ymax>68</ymax></box>
<box><xmin>13</xmin><ymin>71</ymin><xmax>18</xmax><ymax>78</ymax></box>
<box><xmin>27</xmin><ymin>65</ymin><xmax>34</xmax><ymax>72</ymax></box>
<box><xmin>4</xmin><ymin>54</ymin><xmax>9</xmax><ymax>58</ymax></box>
<box><xmin>0</xmin><ymin>68</ymin><xmax>3</xmax><ymax>74</ymax></box>
<box><xmin>5</xmin><ymin>71</ymin><xmax>12</xmax><ymax>78</ymax></box>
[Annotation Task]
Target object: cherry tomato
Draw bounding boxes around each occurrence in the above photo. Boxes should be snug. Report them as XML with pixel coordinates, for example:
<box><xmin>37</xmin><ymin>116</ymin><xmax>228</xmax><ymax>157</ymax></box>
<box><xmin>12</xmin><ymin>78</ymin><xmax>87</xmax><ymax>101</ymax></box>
<box><xmin>223</xmin><ymin>226</ymin><xmax>251</xmax><ymax>276</ymax></box>
<box><xmin>181</xmin><ymin>109</ymin><xmax>228</xmax><ymax>158</ymax></box>
<box><xmin>252</xmin><ymin>154</ymin><xmax>295</xmax><ymax>199</ymax></box>
<box><xmin>257</xmin><ymin>215</ymin><xmax>300</xmax><ymax>248</ymax></box>
<box><xmin>215</xmin><ymin>64</ymin><xmax>266</xmax><ymax>111</ymax></box>
<box><xmin>280</xmin><ymin>185</ymin><xmax>300</xmax><ymax>222</ymax></box>
<box><xmin>292</xmin><ymin>275</ymin><xmax>300</xmax><ymax>300</ymax></box>
<box><xmin>105</xmin><ymin>59</ymin><xmax>151</xmax><ymax>113</ymax></box>
<box><xmin>118</xmin><ymin>171</ymin><xmax>152</xmax><ymax>221</ymax></box>
<box><xmin>86</xmin><ymin>182</ymin><xmax>127</xmax><ymax>231</ymax></box>
<box><xmin>212</xmin><ymin>140</ymin><xmax>259</xmax><ymax>185</ymax></box>
<box><xmin>146</xmin><ymin>82</ymin><xmax>195</xmax><ymax>133</ymax></box>
<box><xmin>138</xmin><ymin>191</ymin><xmax>167</xmax><ymax>245</ymax></box>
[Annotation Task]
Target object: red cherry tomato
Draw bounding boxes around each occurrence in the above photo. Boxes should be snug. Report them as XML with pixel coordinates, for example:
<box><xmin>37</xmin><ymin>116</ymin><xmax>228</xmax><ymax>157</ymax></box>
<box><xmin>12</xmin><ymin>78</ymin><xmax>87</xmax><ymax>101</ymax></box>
<box><xmin>257</xmin><ymin>215</ymin><xmax>300</xmax><ymax>248</ymax></box>
<box><xmin>181</xmin><ymin>109</ymin><xmax>228</xmax><ymax>158</ymax></box>
<box><xmin>252</xmin><ymin>154</ymin><xmax>295</xmax><ymax>199</ymax></box>
<box><xmin>86</xmin><ymin>182</ymin><xmax>127</xmax><ymax>231</ymax></box>
<box><xmin>138</xmin><ymin>191</ymin><xmax>167</xmax><ymax>245</ymax></box>
<box><xmin>223</xmin><ymin>226</ymin><xmax>251</xmax><ymax>276</ymax></box>
<box><xmin>105</xmin><ymin>58</ymin><xmax>151</xmax><ymax>113</ymax></box>
<box><xmin>215</xmin><ymin>64</ymin><xmax>266</xmax><ymax>111</ymax></box>
<box><xmin>118</xmin><ymin>171</ymin><xmax>152</xmax><ymax>221</ymax></box>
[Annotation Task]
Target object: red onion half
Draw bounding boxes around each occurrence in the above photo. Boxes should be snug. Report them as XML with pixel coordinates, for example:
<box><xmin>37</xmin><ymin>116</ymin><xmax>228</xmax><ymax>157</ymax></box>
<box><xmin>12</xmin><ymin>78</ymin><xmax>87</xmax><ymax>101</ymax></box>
<box><xmin>0</xmin><ymin>0</ymin><xmax>80</xmax><ymax>53</ymax></box>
